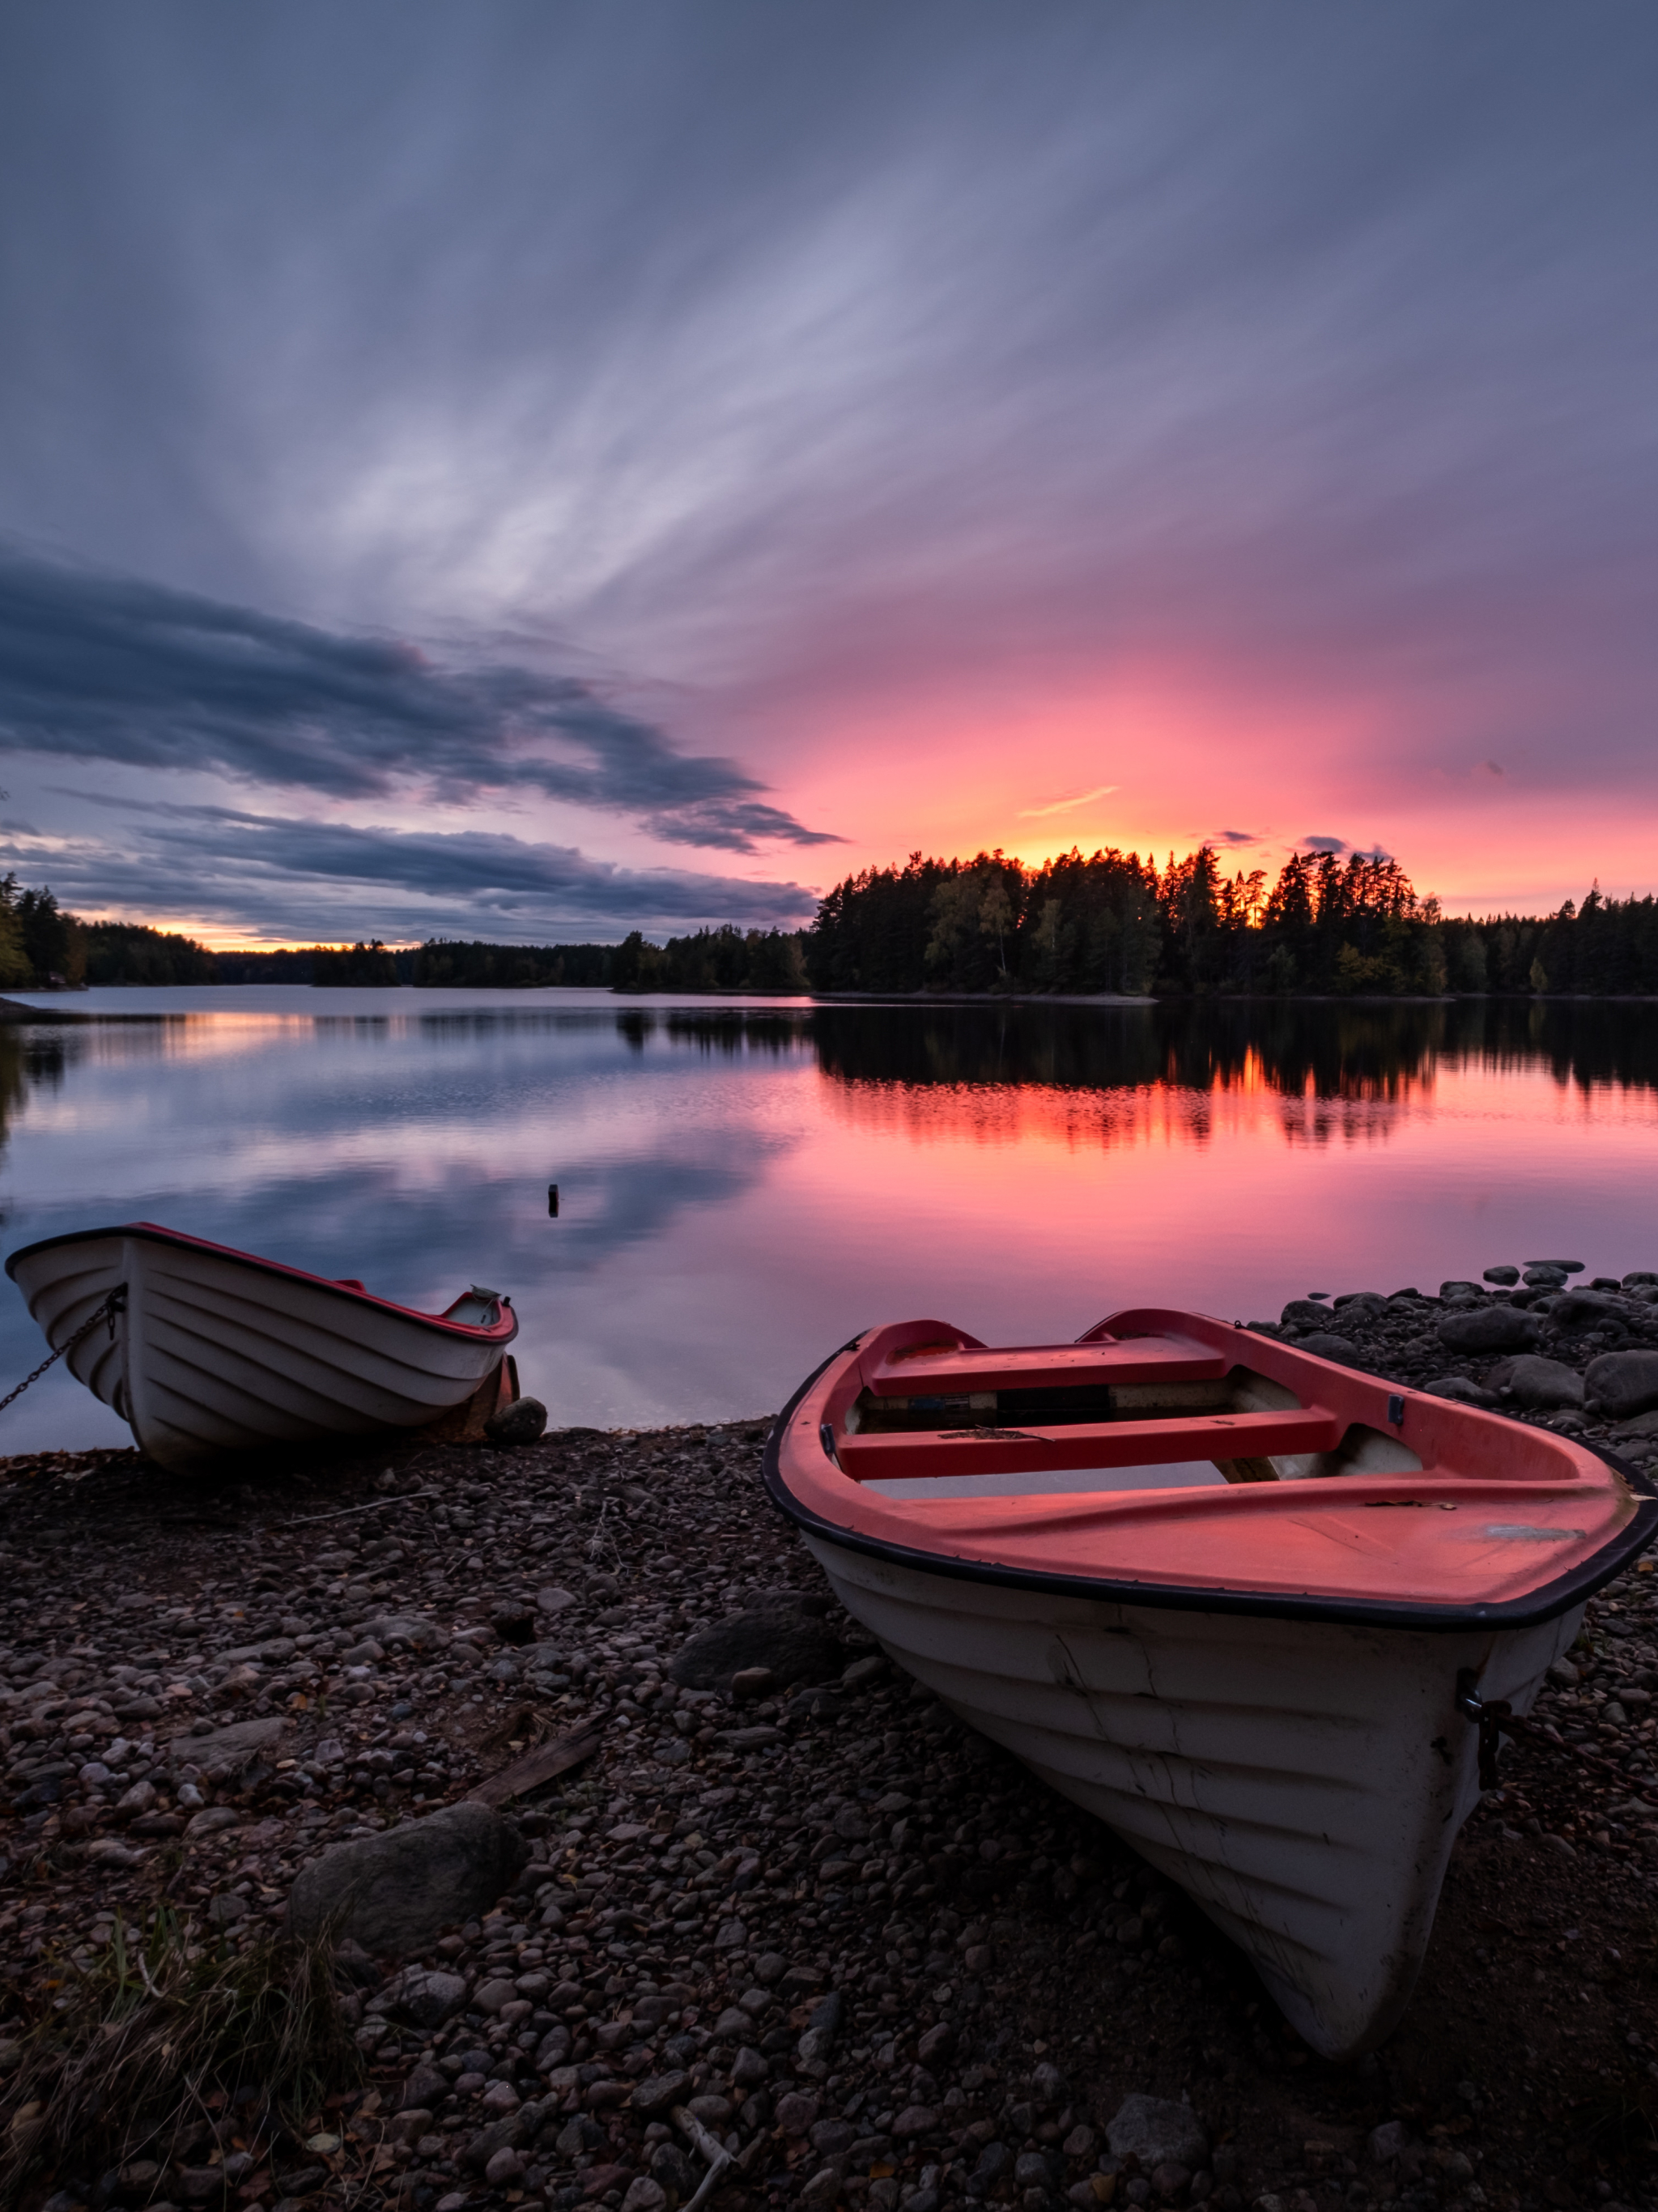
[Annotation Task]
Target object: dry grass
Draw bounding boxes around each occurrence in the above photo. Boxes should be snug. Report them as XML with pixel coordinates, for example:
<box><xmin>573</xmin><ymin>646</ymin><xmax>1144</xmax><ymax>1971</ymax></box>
<box><xmin>0</xmin><ymin>1909</ymin><xmax>361</xmax><ymax>2208</ymax></box>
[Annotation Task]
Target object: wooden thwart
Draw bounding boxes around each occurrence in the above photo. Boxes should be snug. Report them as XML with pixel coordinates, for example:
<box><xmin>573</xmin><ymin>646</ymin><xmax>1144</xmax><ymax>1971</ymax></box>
<box><xmin>466</xmin><ymin>1719</ymin><xmax>604</xmax><ymax>1809</ymax></box>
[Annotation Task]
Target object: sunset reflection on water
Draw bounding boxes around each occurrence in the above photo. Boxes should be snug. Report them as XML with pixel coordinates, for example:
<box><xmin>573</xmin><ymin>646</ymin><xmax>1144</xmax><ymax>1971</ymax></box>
<box><xmin>1</xmin><ymin>989</ymin><xmax>1655</xmax><ymax>1452</ymax></box>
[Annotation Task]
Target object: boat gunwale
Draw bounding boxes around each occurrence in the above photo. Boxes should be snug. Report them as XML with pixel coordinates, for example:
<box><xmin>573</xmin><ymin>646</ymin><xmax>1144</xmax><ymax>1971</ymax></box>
<box><xmin>763</xmin><ymin>1334</ymin><xmax>1658</xmax><ymax>1634</ymax></box>
<box><xmin>4</xmin><ymin>1222</ymin><xmax>519</xmax><ymax>1345</ymax></box>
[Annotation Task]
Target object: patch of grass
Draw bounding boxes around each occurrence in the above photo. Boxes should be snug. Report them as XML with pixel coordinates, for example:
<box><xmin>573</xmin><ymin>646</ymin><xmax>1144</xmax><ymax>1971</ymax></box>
<box><xmin>0</xmin><ymin>1909</ymin><xmax>361</xmax><ymax>2208</ymax></box>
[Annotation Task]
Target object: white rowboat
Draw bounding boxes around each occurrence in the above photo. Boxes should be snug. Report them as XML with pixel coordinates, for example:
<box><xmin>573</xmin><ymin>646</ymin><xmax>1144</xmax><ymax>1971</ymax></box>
<box><xmin>6</xmin><ymin>1222</ymin><xmax>518</xmax><ymax>1474</ymax></box>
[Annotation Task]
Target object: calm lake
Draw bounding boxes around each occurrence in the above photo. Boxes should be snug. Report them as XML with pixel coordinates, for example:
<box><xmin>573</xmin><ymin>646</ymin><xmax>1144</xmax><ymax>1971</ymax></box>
<box><xmin>2</xmin><ymin>987</ymin><xmax>1656</xmax><ymax>1454</ymax></box>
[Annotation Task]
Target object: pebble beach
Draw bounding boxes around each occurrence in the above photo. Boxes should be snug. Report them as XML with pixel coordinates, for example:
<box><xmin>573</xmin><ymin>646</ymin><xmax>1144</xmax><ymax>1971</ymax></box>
<box><xmin>6</xmin><ymin>1266</ymin><xmax>1658</xmax><ymax>2212</ymax></box>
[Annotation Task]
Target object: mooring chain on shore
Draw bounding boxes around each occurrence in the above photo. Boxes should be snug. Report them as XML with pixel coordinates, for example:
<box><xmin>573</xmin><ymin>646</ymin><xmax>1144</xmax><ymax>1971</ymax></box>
<box><xmin>0</xmin><ymin>1286</ymin><xmax>125</xmax><ymax>1419</ymax></box>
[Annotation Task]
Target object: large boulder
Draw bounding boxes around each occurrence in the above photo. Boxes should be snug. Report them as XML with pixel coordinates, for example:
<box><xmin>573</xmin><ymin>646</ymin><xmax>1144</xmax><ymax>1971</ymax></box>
<box><xmin>1297</xmin><ymin>1333</ymin><xmax>1365</xmax><ymax>1366</ymax></box>
<box><xmin>1105</xmin><ymin>2095</ymin><xmax>1209</xmax><ymax>2171</ymax></box>
<box><xmin>1490</xmin><ymin>1355</ymin><xmax>1584</xmax><ymax>1411</ymax></box>
<box><xmin>671</xmin><ymin>1593</ymin><xmax>845</xmax><ymax>1691</ymax></box>
<box><xmin>1550</xmin><ymin>1290</ymin><xmax>1626</xmax><ymax>1333</ymax></box>
<box><xmin>1280</xmin><ymin>1300</ymin><xmax>1338</xmax><ymax>1331</ymax></box>
<box><xmin>287</xmin><ymin>1802</ymin><xmax>529</xmax><ymax>1958</ymax></box>
<box><xmin>1435</xmin><ymin>1307</ymin><xmax>1542</xmax><ymax>1355</ymax></box>
<box><xmin>1587</xmin><ymin>1351</ymin><xmax>1658</xmax><ymax>1423</ymax></box>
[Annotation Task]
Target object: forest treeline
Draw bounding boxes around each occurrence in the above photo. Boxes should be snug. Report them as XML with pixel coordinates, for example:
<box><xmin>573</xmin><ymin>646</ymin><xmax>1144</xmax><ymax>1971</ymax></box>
<box><xmin>803</xmin><ymin>845</ymin><xmax>1658</xmax><ymax>997</ymax></box>
<box><xmin>2</xmin><ymin>890</ymin><xmax>808</xmax><ymax>993</ymax></box>
<box><xmin>6</xmin><ymin>844</ymin><xmax>1657</xmax><ymax>997</ymax></box>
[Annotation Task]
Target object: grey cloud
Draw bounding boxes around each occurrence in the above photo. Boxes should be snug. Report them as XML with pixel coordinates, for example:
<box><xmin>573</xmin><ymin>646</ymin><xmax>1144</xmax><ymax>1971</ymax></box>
<box><xmin>3</xmin><ymin>799</ymin><xmax>818</xmax><ymax>942</ymax></box>
<box><xmin>0</xmin><ymin>544</ymin><xmax>840</xmax><ymax>853</ymax></box>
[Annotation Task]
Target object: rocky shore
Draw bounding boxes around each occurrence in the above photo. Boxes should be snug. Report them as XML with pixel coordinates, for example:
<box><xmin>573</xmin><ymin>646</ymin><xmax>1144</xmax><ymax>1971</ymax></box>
<box><xmin>4</xmin><ymin>1266</ymin><xmax>1658</xmax><ymax>2212</ymax></box>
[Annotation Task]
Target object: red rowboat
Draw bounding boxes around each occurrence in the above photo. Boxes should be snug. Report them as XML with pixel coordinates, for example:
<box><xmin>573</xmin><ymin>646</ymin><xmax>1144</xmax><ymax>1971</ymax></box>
<box><xmin>766</xmin><ymin>1308</ymin><xmax>1656</xmax><ymax>2056</ymax></box>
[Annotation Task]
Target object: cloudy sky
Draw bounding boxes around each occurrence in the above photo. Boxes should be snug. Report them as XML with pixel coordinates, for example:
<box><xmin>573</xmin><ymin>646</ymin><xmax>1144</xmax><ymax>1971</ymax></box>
<box><xmin>1</xmin><ymin>4</ymin><xmax>1655</xmax><ymax>944</ymax></box>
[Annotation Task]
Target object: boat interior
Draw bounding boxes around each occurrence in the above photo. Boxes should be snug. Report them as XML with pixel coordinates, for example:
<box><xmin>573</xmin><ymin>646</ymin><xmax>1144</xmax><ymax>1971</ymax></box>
<box><xmin>840</xmin><ymin>1344</ymin><xmax>1425</xmax><ymax>1498</ymax></box>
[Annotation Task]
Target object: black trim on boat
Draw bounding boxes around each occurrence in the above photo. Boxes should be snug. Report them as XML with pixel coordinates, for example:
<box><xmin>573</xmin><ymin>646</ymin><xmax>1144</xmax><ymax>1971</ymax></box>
<box><xmin>761</xmin><ymin>1351</ymin><xmax>1658</xmax><ymax>1636</ymax></box>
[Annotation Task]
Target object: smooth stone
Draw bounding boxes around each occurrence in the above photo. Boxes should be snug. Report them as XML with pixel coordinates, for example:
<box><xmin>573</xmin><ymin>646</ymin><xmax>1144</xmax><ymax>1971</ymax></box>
<box><xmin>1422</xmin><ymin>1376</ymin><xmax>1499</xmax><ymax>1408</ymax></box>
<box><xmin>367</xmin><ymin>1614</ymin><xmax>450</xmax><ymax>1653</ymax></box>
<box><xmin>1436</xmin><ymin>1307</ymin><xmax>1543</xmax><ymax>1355</ymax></box>
<box><xmin>670</xmin><ymin>1599</ymin><xmax>846</xmax><ymax>1691</ymax></box>
<box><xmin>1623</xmin><ymin>1272</ymin><xmax>1658</xmax><ymax>1288</ymax></box>
<box><xmin>1588</xmin><ymin>1351</ymin><xmax>1658</xmax><ymax>1420</ymax></box>
<box><xmin>166</xmin><ymin>1715</ymin><xmax>287</xmax><ymax>1767</ymax></box>
<box><xmin>629</xmin><ymin>2070</ymin><xmax>691</xmax><ymax>2118</ymax></box>
<box><xmin>287</xmin><ymin>1801</ymin><xmax>529</xmax><ymax>1958</ymax></box>
<box><xmin>1105</xmin><ymin>2095</ymin><xmax>1209</xmax><ymax>2172</ymax></box>
<box><xmin>1331</xmin><ymin>1292</ymin><xmax>1388</xmax><ymax>1319</ymax></box>
<box><xmin>1295</xmin><ymin>1332</ymin><xmax>1363</xmax><ymax>1365</ymax></box>
<box><xmin>1550</xmin><ymin>1290</ymin><xmax>1626</xmax><ymax>1331</ymax></box>
<box><xmin>1492</xmin><ymin>1355</ymin><xmax>1585</xmax><ymax>1411</ymax></box>
<box><xmin>1279</xmin><ymin>1300</ymin><xmax>1335</xmax><ymax>1330</ymax></box>
<box><xmin>485</xmin><ymin>1396</ymin><xmax>548</xmax><ymax>1447</ymax></box>
<box><xmin>1522</xmin><ymin>1266</ymin><xmax>1569</xmax><ymax>1287</ymax></box>
<box><xmin>1483</xmin><ymin>1266</ymin><xmax>1520</xmax><ymax>1286</ymax></box>
<box><xmin>1526</xmin><ymin>1260</ymin><xmax>1585</xmax><ymax>1273</ymax></box>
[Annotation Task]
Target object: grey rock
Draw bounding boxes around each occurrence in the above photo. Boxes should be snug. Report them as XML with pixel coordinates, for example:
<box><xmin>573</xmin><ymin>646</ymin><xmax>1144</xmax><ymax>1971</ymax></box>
<box><xmin>399</xmin><ymin>2063</ymin><xmax>449</xmax><ymax>2112</ymax></box>
<box><xmin>973</xmin><ymin>2143</ymin><xmax>1012</xmax><ymax>2186</ymax></box>
<box><xmin>670</xmin><ymin>1602</ymin><xmax>846</xmax><ymax>1691</ymax></box>
<box><xmin>1483</xmin><ymin>1266</ymin><xmax>1520</xmax><ymax>1286</ymax></box>
<box><xmin>486</xmin><ymin>1396</ymin><xmax>548</xmax><ymax>1447</ymax></box>
<box><xmin>1105</xmin><ymin>2095</ymin><xmax>1209</xmax><ymax>2172</ymax></box>
<box><xmin>1296</xmin><ymin>1332</ymin><xmax>1363</xmax><ymax>1364</ymax></box>
<box><xmin>1496</xmin><ymin>1355</ymin><xmax>1585</xmax><ymax>1410</ymax></box>
<box><xmin>1436</xmin><ymin>1307</ymin><xmax>1543</xmax><ymax>1355</ymax></box>
<box><xmin>166</xmin><ymin>1715</ymin><xmax>287</xmax><ymax>1767</ymax></box>
<box><xmin>380</xmin><ymin>1967</ymin><xmax>470</xmax><ymax>2028</ymax></box>
<box><xmin>1332</xmin><ymin>1292</ymin><xmax>1388</xmax><ymax>1321</ymax></box>
<box><xmin>1439</xmin><ymin>1281</ymin><xmax>1485</xmax><ymax>1301</ymax></box>
<box><xmin>1587</xmin><ymin>1351</ymin><xmax>1658</xmax><ymax>1421</ymax></box>
<box><xmin>1551</xmin><ymin>1291</ymin><xmax>1626</xmax><ymax>1332</ymax></box>
<box><xmin>460</xmin><ymin>2116</ymin><xmax>529</xmax><ymax>2173</ymax></box>
<box><xmin>810</xmin><ymin>2119</ymin><xmax>858</xmax><ymax>2156</ymax></box>
<box><xmin>1014</xmin><ymin>2151</ymin><xmax>1056</xmax><ymax>2187</ymax></box>
<box><xmin>630</xmin><ymin>2071</ymin><xmax>691</xmax><ymax>2117</ymax></box>
<box><xmin>1624</xmin><ymin>1272</ymin><xmax>1658</xmax><ymax>1288</ymax></box>
<box><xmin>1280</xmin><ymin>1300</ymin><xmax>1336</xmax><ymax>1330</ymax></box>
<box><xmin>1526</xmin><ymin>1259</ymin><xmax>1585</xmax><ymax>1273</ymax></box>
<box><xmin>1369</xmin><ymin>2121</ymin><xmax>1417</xmax><ymax>2164</ymax></box>
<box><xmin>1523</xmin><ymin>1266</ymin><xmax>1569</xmax><ymax>1288</ymax></box>
<box><xmin>287</xmin><ymin>1801</ymin><xmax>529</xmax><ymax>1957</ymax></box>
<box><xmin>1422</xmin><ymin>1376</ymin><xmax>1499</xmax><ymax>1408</ymax></box>
<box><xmin>368</xmin><ymin>1614</ymin><xmax>449</xmax><ymax>1653</ymax></box>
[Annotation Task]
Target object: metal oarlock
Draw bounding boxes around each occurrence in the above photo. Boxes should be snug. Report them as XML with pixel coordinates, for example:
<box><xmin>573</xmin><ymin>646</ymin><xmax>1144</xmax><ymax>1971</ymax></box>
<box><xmin>1456</xmin><ymin>1668</ymin><xmax>1514</xmax><ymax>1789</ymax></box>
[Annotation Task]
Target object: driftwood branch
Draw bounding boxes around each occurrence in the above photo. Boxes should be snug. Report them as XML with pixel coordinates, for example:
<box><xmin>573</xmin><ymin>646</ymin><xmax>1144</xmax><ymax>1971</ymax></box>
<box><xmin>465</xmin><ymin>1721</ymin><xmax>603</xmax><ymax>1809</ymax></box>
<box><xmin>672</xmin><ymin>2104</ymin><xmax>733</xmax><ymax>2212</ymax></box>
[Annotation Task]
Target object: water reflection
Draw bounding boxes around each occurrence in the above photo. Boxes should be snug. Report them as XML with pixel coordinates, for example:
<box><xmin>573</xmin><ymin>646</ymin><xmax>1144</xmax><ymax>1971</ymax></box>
<box><xmin>1</xmin><ymin>992</ymin><xmax>1655</xmax><ymax>1453</ymax></box>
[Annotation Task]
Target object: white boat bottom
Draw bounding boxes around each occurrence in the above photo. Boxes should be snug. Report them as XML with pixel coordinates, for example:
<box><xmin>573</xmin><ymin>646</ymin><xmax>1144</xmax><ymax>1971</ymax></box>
<box><xmin>803</xmin><ymin>1532</ymin><xmax>1576</xmax><ymax>2057</ymax></box>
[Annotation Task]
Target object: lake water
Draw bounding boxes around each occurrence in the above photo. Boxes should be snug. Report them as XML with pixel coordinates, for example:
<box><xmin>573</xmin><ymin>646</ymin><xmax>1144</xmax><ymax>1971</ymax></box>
<box><xmin>2</xmin><ymin>987</ymin><xmax>1656</xmax><ymax>1455</ymax></box>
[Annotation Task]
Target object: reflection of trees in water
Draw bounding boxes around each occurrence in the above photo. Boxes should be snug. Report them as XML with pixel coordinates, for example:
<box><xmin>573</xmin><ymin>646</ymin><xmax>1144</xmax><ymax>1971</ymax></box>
<box><xmin>790</xmin><ymin>999</ymin><xmax>1658</xmax><ymax>1147</ymax></box>
<box><xmin>0</xmin><ymin>1029</ymin><xmax>66</xmax><ymax>1179</ymax></box>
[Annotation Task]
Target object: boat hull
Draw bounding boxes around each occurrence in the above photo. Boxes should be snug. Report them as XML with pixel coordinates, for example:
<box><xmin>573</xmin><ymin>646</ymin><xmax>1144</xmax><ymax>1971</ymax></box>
<box><xmin>7</xmin><ymin>1227</ymin><xmax>516</xmax><ymax>1474</ymax></box>
<box><xmin>804</xmin><ymin>1533</ymin><xmax>1573</xmax><ymax>2057</ymax></box>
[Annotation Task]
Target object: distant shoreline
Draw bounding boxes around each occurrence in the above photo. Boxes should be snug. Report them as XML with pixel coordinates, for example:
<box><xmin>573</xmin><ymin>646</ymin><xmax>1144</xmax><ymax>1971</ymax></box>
<box><xmin>11</xmin><ymin>985</ymin><xmax>1658</xmax><ymax>1015</ymax></box>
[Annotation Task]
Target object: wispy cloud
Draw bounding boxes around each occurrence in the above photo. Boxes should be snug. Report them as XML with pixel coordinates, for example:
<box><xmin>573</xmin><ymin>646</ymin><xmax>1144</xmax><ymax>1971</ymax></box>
<box><xmin>1017</xmin><ymin>785</ymin><xmax>1119</xmax><ymax>819</ymax></box>
<box><xmin>0</xmin><ymin>798</ymin><xmax>818</xmax><ymax>943</ymax></box>
<box><xmin>0</xmin><ymin>545</ymin><xmax>841</xmax><ymax>856</ymax></box>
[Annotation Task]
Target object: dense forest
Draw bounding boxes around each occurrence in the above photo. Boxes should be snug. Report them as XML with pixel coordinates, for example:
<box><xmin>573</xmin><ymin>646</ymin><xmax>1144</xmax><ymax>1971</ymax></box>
<box><xmin>4</xmin><ymin>847</ymin><xmax>1656</xmax><ymax>998</ymax></box>
<box><xmin>803</xmin><ymin>845</ymin><xmax>1658</xmax><ymax>997</ymax></box>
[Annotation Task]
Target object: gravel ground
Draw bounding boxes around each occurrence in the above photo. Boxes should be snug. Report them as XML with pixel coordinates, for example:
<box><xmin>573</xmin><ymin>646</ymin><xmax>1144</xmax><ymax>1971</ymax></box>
<box><xmin>5</xmin><ymin>1270</ymin><xmax>1658</xmax><ymax>2212</ymax></box>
